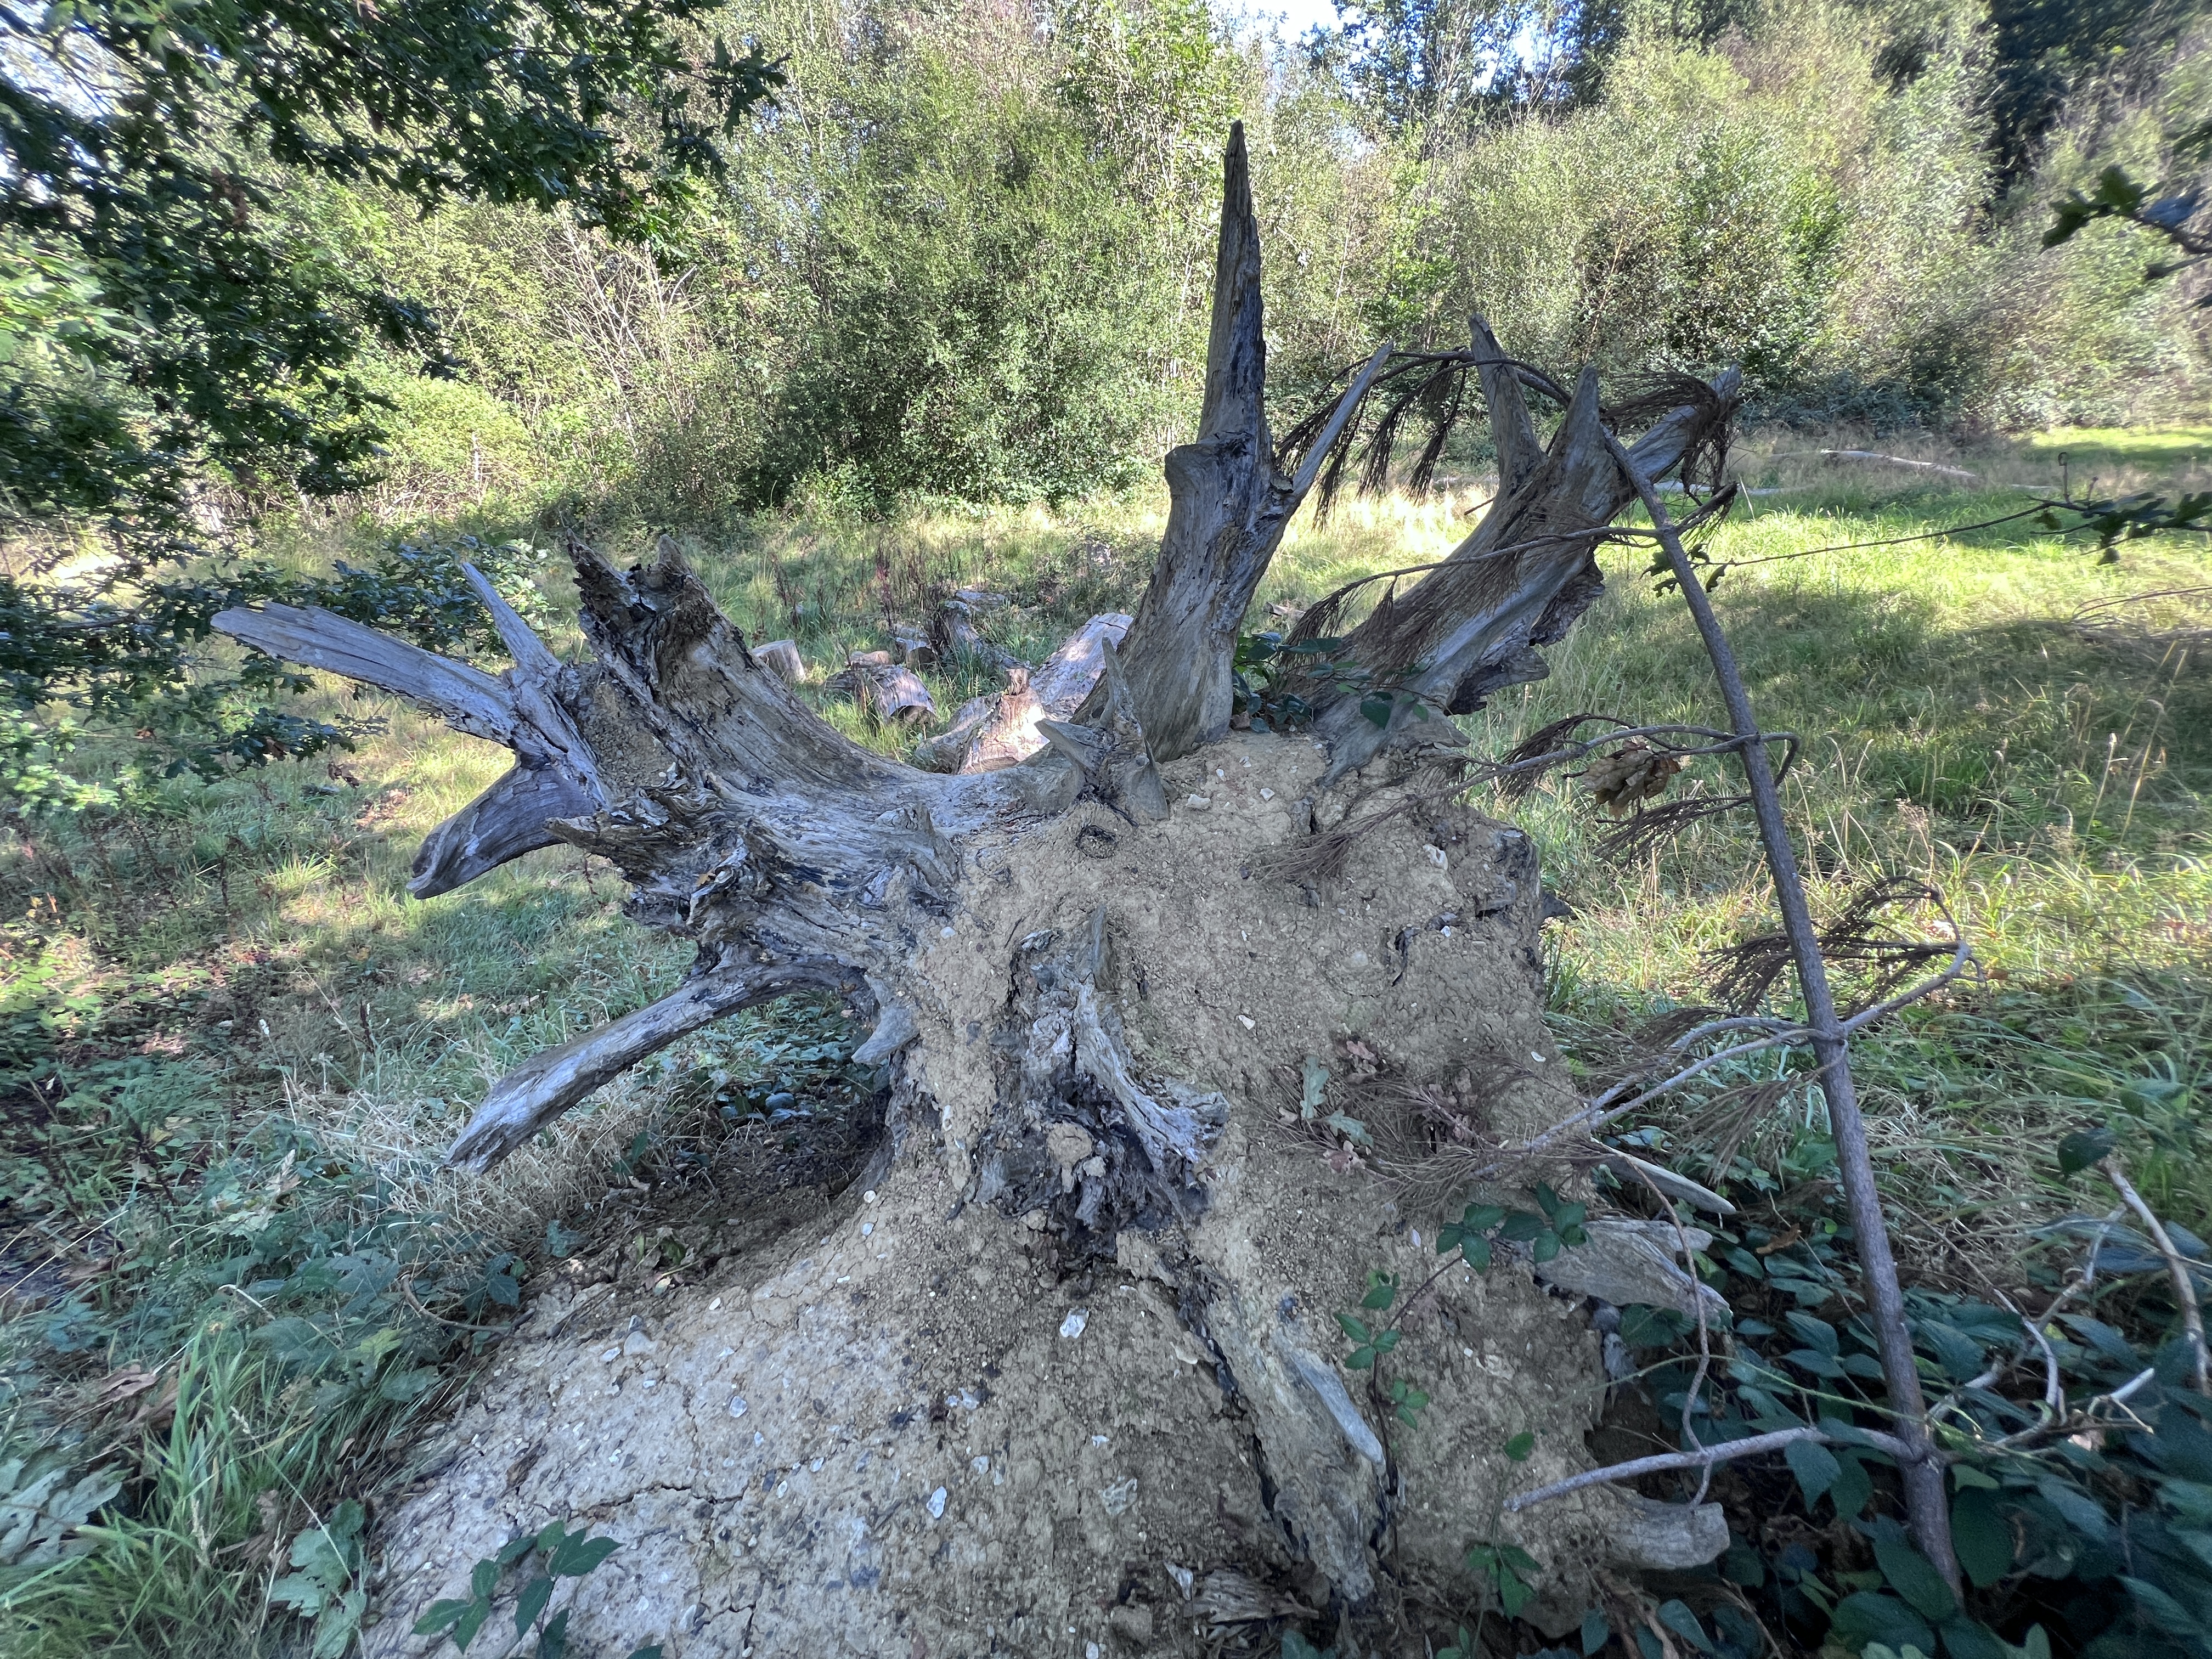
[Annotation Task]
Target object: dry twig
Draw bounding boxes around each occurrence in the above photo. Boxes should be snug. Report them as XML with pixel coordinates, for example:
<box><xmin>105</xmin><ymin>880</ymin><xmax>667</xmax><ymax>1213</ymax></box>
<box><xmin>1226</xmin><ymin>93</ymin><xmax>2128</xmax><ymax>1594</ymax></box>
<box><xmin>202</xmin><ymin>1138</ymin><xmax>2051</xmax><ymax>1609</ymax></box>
<box><xmin>2104</xmin><ymin>1156</ymin><xmax>2210</xmax><ymax>1395</ymax></box>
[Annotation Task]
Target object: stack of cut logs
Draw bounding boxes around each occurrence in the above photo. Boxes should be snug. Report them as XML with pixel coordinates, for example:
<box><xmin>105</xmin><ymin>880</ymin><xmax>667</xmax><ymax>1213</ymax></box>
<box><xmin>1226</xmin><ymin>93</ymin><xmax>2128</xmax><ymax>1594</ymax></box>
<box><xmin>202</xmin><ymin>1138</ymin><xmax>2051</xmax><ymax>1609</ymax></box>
<box><xmin>757</xmin><ymin>588</ymin><xmax>1136</xmax><ymax>776</ymax></box>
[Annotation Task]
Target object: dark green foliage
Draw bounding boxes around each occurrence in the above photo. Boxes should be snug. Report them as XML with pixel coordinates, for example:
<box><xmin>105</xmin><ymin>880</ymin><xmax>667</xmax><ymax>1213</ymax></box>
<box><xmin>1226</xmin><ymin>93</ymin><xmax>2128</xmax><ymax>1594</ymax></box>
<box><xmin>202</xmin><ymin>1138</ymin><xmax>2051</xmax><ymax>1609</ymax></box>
<box><xmin>736</xmin><ymin>53</ymin><xmax>1158</xmax><ymax>509</ymax></box>
<box><xmin>1574</xmin><ymin>1130</ymin><xmax>2212</xmax><ymax>1659</ymax></box>
<box><xmin>0</xmin><ymin>0</ymin><xmax>778</xmax><ymax>802</ymax></box>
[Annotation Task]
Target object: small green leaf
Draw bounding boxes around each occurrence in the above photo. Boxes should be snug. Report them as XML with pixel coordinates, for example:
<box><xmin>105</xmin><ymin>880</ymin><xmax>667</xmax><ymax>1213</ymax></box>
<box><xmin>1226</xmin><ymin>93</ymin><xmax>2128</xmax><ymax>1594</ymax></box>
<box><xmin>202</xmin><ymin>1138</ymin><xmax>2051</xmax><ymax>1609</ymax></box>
<box><xmin>1581</xmin><ymin>1607</ymin><xmax>1610</xmax><ymax>1655</ymax></box>
<box><xmin>1360</xmin><ymin>693</ymin><xmax>1393</xmax><ymax>727</ymax></box>
<box><xmin>1498</xmin><ymin>1211</ymin><xmax>1547</xmax><ymax>1243</ymax></box>
<box><xmin>453</xmin><ymin>1595</ymin><xmax>494</xmax><ymax>1653</ymax></box>
<box><xmin>1951</xmin><ymin>1487</ymin><xmax>2013</xmax><ymax>1588</ymax></box>
<box><xmin>1361</xmin><ymin>1272</ymin><xmax>1396</xmax><ymax>1311</ymax></box>
<box><xmin>1372</xmin><ymin>1329</ymin><xmax>1399</xmax><ymax>1353</ymax></box>
<box><xmin>1497</xmin><ymin>1572</ymin><xmax>1534</xmax><ymax>1616</ymax></box>
<box><xmin>1830</xmin><ymin>1448</ymin><xmax>1874</xmax><ymax>1520</ymax></box>
<box><xmin>1347</xmin><ymin>1345</ymin><xmax>1376</xmax><ymax>1370</ymax></box>
<box><xmin>549</xmin><ymin>1533</ymin><xmax>619</xmax><ymax>1578</ymax></box>
<box><xmin>1325</xmin><ymin>1111</ymin><xmax>1373</xmax><ymax>1146</ymax></box>
<box><xmin>1299</xmin><ymin>1054</ymin><xmax>1329</xmax><ymax>1118</ymax></box>
<box><xmin>1531</xmin><ymin>1231</ymin><xmax>1561</xmax><ymax>1263</ymax></box>
<box><xmin>2058</xmin><ymin>1128</ymin><xmax>2115</xmax><ymax>1175</ymax></box>
<box><xmin>1461</xmin><ymin>1204</ymin><xmax>1506</xmax><ymax>1233</ymax></box>
<box><xmin>622</xmin><ymin>1649</ymin><xmax>664</xmax><ymax>1659</ymax></box>
<box><xmin>1829</xmin><ymin>1591</ymin><xmax>1933</xmax><ymax>1656</ymax></box>
<box><xmin>1504</xmin><ymin>1431</ymin><xmax>1536</xmax><ymax>1461</ymax></box>
<box><xmin>498</xmin><ymin>1533</ymin><xmax>538</xmax><ymax>1569</ymax></box>
<box><xmin>514</xmin><ymin>1575</ymin><xmax>555</xmax><ymax>1634</ymax></box>
<box><xmin>470</xmin><ymin>1559</ymin><xmax>498</xmax><ymax>1601</ymax></box>
<box><xmin>1463</xmin><ymin>1235</ymin><xmax>1493</xmax><ymax>1272</ymax></box>
<box><xmin>1785</xmin><ymin>1436</ymin><xmax>1841</xmax><ymax>1508</ymax></box>
<box><xmin>1338</xmin><ymin>1312</ymin><xmax>1372</xmax><ymax>1344</ymax></box>
<box><xmin>1873</xmin><ymin>1534</ymin><xmax>1958</xmax><ymax>1623</ymax></box>
<box><xmin>414</xmin><ymin>1599</ymin><xmax>472</xmax><ymax>1637</ymax></box>
<box><xmin>2121</xmin><ymin>1576</ymin><xmax>2199</xmax><ymax>1637</ymax></box>
<box><xmin>537</xmin><ymin>1608</ymin><xmax>570</xmax><ymax>1659</ymax></box>
<box><xmin>1655</xmin><ymin>1599</ymin><xmax>1710</xmax><ymax>1652</ymax></box>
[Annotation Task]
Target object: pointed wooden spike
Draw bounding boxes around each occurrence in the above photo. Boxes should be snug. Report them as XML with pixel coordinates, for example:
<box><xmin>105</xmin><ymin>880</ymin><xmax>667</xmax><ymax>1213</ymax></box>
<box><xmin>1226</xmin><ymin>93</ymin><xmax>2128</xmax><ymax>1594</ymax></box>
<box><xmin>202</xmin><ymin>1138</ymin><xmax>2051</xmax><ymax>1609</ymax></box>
<box><xmin>1471</xmin><ymin>317</ymin><xmax>1542</xmax><ymax>499</ymax></box>
<box><xmin>1197</xmin><ymin>121</ymin><xmax>1266</xmax><ymax>447</ymax></box>
<box><xmin>460</xmin><ymin>562</ymin><xmax>563</xmax><ymax>681</ymax></box>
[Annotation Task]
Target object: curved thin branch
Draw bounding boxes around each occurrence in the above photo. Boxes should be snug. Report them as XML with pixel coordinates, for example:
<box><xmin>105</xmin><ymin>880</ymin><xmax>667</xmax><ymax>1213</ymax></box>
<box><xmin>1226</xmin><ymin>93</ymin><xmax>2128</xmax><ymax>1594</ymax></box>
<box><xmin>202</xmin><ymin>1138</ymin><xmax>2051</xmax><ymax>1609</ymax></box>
<box><xmin>1504</xmin><ymin>1424</ymin><xmax>1914</xmax><ymax>1513</ymax></box>
<box><xmin>448</xmin><ymin>957</ymin><xmax>865</xmax><ymax>1171</ymax></box>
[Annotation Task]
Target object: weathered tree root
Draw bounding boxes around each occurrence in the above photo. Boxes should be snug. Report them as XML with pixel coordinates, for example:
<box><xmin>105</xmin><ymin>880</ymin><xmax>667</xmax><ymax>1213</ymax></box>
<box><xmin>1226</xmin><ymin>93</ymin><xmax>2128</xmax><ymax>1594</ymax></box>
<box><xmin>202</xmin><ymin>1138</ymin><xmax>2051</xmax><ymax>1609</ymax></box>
<box><xmin>217</xmin><ymin>123</ymin><xmax>1740</xmax><ymax>1657</ymax></box>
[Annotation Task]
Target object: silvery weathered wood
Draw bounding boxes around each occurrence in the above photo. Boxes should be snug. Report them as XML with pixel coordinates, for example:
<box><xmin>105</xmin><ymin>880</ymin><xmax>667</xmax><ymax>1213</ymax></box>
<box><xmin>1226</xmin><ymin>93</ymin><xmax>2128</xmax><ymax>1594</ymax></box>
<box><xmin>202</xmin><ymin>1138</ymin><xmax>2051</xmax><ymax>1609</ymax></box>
<box><xmin>1102</xmin><ymin>126</ymin><xmax>1392</xmax><ymax>763</ymax></box>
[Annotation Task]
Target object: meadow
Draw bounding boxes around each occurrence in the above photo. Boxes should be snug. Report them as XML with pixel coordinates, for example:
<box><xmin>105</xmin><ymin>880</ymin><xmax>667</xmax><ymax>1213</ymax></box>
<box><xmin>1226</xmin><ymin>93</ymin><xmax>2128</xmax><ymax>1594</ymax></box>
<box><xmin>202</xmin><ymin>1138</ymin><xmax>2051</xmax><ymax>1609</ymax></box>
<box><xmin>1</xmin><ymin>426</ymin><xmax>2207</xmax><ymax>1654</ymax></box>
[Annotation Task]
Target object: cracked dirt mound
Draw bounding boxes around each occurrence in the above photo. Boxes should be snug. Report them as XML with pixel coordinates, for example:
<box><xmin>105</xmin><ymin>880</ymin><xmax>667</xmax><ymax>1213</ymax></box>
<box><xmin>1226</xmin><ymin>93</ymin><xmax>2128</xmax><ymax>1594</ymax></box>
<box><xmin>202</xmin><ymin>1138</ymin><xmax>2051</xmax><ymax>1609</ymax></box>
<box><xmin>361</xmin><ymin>738</ymin><xmax>1644</xmax><ymax>1657</ymax></box>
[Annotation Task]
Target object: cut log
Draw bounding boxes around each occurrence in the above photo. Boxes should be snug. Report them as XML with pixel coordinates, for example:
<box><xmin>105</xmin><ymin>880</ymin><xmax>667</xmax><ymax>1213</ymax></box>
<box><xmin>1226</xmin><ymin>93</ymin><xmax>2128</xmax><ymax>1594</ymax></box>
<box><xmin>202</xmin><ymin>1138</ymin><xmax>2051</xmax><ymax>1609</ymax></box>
<box><xmin>890</xmin><ymin>627</ymin><xmax>938</xmax><ymax>668</ymax></box>
<box><xmin>952</xmin><ymin>612</ymin><xmax>1130</xmax><ymax>773</ymax></box>
<box><xmin>753</xmin><ymin>639</ymin><xmax>806</xmax><ymax>682</ymax></box>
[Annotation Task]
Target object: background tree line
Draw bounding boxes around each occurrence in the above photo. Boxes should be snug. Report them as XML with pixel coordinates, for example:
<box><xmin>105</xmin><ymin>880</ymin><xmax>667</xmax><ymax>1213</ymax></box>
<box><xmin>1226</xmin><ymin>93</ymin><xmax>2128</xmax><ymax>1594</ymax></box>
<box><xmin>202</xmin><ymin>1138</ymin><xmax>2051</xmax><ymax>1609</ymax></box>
<box><xmin>337</xmin><ymin>0</ymin><xmax>2212</xmax><ymax>523</ymax></box>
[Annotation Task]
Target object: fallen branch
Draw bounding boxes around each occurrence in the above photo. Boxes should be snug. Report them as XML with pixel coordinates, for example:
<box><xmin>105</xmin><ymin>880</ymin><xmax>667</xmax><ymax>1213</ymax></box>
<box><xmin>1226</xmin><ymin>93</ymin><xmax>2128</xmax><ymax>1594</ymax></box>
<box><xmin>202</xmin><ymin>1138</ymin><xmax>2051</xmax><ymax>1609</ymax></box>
<box><xmin>1504</xmin><ymin>1424</ymin><xmax>1913</xmax><ymax>1513</ymax></box>
<box><xmin>1605</xmin><ymin>430</ymin><xmax>1961</xmax><ymax>1588</ymax></box>
<box><xmin>1809</xmin><ymin>450</ymin><xmax>1977</xmax><ymax>482</ymax></box>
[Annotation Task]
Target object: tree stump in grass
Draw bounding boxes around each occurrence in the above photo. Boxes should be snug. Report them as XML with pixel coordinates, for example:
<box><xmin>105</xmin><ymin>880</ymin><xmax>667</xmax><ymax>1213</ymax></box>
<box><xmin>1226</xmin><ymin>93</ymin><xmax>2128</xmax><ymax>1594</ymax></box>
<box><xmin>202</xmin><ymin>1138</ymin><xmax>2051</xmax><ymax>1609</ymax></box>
<box><xmin>218</xmin><ymin>123</ymin><xmax>1737</xmax><ymax>1657</ymax></box>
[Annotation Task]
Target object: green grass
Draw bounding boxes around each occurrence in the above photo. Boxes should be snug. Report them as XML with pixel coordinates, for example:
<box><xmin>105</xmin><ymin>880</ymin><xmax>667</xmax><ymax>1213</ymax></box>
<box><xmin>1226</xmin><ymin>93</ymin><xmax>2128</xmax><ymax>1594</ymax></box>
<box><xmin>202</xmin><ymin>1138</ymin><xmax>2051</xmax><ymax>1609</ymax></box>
<box><xmin>1</xmin><ymin>424</ymin><xmax>2207</xmax><ymax>1652</ymax></box>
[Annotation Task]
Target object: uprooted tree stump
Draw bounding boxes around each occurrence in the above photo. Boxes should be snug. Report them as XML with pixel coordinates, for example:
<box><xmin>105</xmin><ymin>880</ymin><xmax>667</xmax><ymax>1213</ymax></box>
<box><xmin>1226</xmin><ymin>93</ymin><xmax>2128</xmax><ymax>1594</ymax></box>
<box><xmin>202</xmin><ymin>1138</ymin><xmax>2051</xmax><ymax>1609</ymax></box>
<box><xmin>218</xmin><ymin>125</ymin><xmax>1739</xmax><ymax>1657</ymax></box>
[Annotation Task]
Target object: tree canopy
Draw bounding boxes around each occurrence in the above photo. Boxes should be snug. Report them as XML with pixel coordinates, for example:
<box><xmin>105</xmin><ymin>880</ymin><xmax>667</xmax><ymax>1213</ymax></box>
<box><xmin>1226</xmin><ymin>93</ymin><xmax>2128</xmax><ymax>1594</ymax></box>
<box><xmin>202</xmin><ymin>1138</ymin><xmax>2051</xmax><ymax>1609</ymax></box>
<box><xmin>0</xmin><ymin>0</ymin><xmax>778</xmax><ymax>799</ymax></box>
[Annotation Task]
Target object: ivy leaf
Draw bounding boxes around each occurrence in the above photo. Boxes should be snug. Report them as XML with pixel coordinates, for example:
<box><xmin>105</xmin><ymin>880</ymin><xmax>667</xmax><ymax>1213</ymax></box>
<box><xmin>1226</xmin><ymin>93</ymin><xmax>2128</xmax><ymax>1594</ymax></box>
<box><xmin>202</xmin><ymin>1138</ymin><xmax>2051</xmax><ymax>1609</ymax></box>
<box><xmin>414</xmin><ymin>1599</ymin><xmax>472</xmax><ymax>1637</ymax></box>
<box><xmin>514</xmin><ymin>1576</ymin><xmax>555</xmax><ymax>1635</ymax></box>
<box><xmin>1829</xmin><ymin>1591</ymin><xmax>1934</xmax><ymax>1656</ymax></box>
<box><xmin>1872</xmin><ymin>1534</ymin><xmax>1958</xmax><ymax>1623</ymax></box>
<box><xmin>2058</xmin><ymin>1128</ymin><xmax>2115</xmax><ymax>1175</ymax></box>
<box><xmin>549</xmin><ymin>1533</ymin><xmax>619</xmax><ymax>1578</ymax></box>
<box><xmin>453</xmin><ymin>1595</ymin><xmax>494</xmax><ymax>1653</ymax></box>
<box><xmin>2122</xmin><ymin>1576</ymin><xmax>2202</xmax><ymax>1638</ymax></box>
<box><xmin>1784</xmin><ymin>1436</ymin><xmax>1840</xmax><ymax>1509</ymax></box>
<box><xmin>1497</xmin><ymin>1567</ymin><xmax>1536</xmax><ymax>1616</ymax></box>
<box><xmin>1655</xmin><ymin>1599</ymin><xmax>1711</xmax><ymax>1652</ymax></box>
